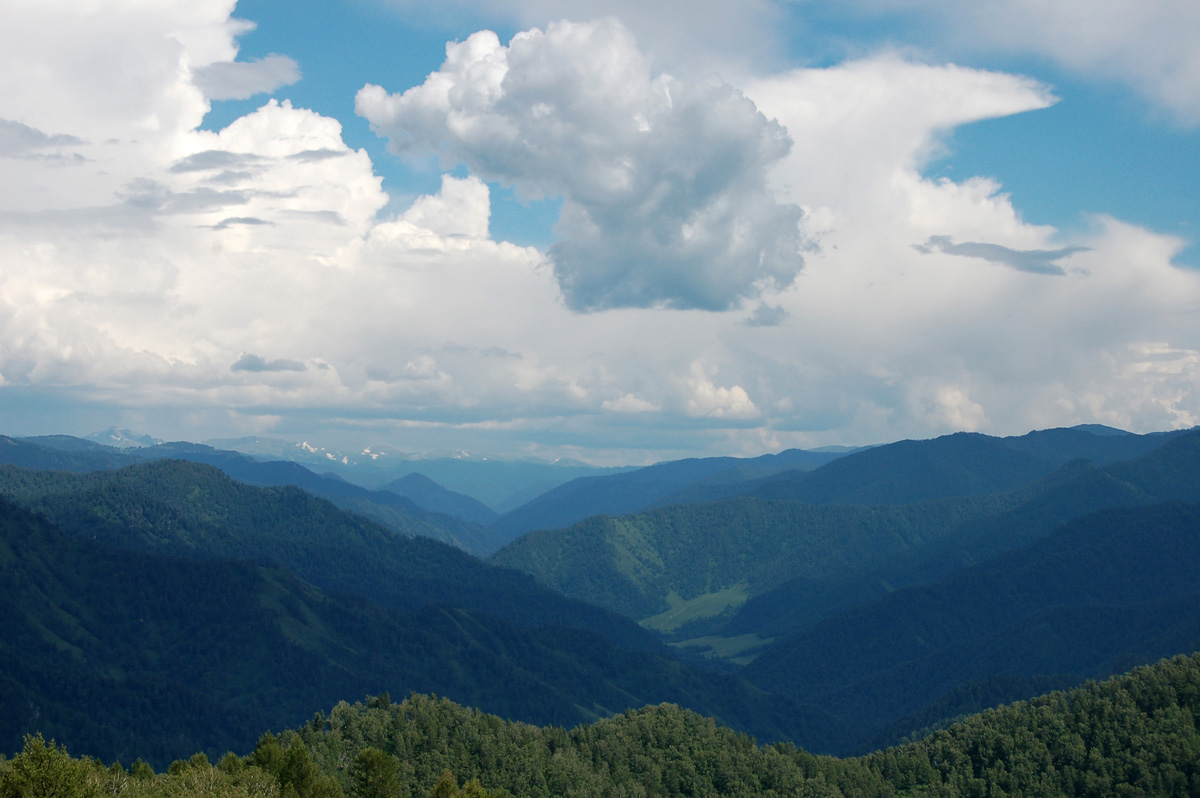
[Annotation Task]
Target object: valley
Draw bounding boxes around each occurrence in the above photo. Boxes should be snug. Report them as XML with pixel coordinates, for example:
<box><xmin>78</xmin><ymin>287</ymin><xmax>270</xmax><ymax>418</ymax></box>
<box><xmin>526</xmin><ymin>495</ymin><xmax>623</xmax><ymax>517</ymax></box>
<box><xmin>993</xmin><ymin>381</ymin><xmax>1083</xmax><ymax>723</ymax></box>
<box><xmin>1</xmin><ymin>423</ymin><xmax>1198</xmax><ymax>789</ymax></box>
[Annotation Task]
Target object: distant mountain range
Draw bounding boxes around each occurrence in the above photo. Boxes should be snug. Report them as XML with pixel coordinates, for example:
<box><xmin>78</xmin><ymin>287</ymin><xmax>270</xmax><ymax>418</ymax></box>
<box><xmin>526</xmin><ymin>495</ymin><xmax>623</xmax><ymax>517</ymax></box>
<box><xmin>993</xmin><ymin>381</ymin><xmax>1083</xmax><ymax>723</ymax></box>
<box><xmin>489</xmin><ymin>447</ymin><xmax>851</xmax><ymax>541</ymax></box>
<box><xmin>490</xmin><ymin>425</ymin><xmax>1200</xmax><ymax>749</ymax></box>
<box><xmin>204</xmin><ymin>434</ymin><xmax>630</xmax><ymax>511</ymax></box>
<box><xmin>4</xmin><ymin>421</ymin><xmax>1199</xmax><ymax>763</ymax></box>
<box><xmin>84</xmin><ymin>426</ymin><xmax>165</xmax><ymax>448</ymax></box>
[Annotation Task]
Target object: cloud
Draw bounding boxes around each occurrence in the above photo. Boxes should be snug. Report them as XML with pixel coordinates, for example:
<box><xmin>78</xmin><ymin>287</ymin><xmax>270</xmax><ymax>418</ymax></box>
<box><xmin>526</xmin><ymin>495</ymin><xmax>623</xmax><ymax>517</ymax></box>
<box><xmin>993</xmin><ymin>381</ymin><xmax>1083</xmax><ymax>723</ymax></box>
<box><xmin>192</xmin><ymin>54</ymin><xmax>301</xmax><ymax>101</ymax></box>
<box><xmin>400</xmin><ymin>174</ymin><xmax>491</xmax><ymax>238</ymax></box>
<box><xmin>356</xmin><ymin>19</ymin><xmax>805</xmax><ymax>311</ymax></box>
<box><xmin>0</xmin><ymin>119</ymin><xmax>84</xmax><ymax>157</ymax></box>
<box><xmin>914</xmin><ymin>235</ymin><xmax>1089</xmax><ymax>275</ymax></box>
<box><xmin>602</xmin><ymin>393</ymin><xmax>659</xmax><ymax>413</ymax></box>
<box><xmin>170</xmin><ymin>150</ymin><xmax>267</xmax><ymax>173</ymax></box>
<box><xmin>745</xmin><ymin>302</ymin><xmax>790</xmax><ymax>327</ymax></box>
<box><xmin>2</xmin><ymin>3</ymin><xmax>1199</xmax><ymax>463</ymax></box>
<box><xmin>834</xmin><ymin>0</ymin><xmax>1200</xmax><ymax>125</ymax></box>
<box><xmin>231</xmin><ymin>354</ymin><xmax>306</xmax><ymax>373</ymax></box>
<box><xmin>683</xmin><ymin>362</ymin><xmax>759</xmax><ymax>419</ymax></box>
<box><xmin>212</xmin><ymin>216</ymin><xmax>272</xmax><ymax>230</ymax></box>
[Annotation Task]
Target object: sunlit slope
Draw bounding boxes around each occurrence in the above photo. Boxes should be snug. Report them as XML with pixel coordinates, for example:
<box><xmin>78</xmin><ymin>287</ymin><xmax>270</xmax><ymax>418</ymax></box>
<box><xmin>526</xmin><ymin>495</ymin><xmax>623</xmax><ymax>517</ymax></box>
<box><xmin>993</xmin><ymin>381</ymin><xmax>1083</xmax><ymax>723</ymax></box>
<box><xmin>490</xmin><ymin>430</ymin><xmax>1200</xmax><ymax>654</ymax></box>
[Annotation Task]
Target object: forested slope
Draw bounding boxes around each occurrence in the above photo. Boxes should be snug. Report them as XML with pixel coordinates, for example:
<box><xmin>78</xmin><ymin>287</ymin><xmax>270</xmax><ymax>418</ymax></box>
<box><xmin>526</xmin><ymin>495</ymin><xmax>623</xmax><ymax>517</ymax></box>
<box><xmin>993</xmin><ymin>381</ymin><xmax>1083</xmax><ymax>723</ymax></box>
<box><xmin>0</xmin><ymin>497</ymin><xmax>843</xmax><ymax>766</ymax></box>
<box><xmin>491</xmin><ymin>448</ymin><xmax>842</xmax><ymax>540</ymax></box>
<box><xmin>6</xmin><ymin>652</ymin><xmax>1199</xmax><ymax>797</ymax></box>
<box><xmin>491</xmin><ymin>430</ymin><xmax>1200</xmax><ymax>649</ymax></box>
<box><xmin>0</xmin><ymin>460</ymin><xmax>650</xmax><ymax>651</ymax></box>
<box><xmin>734</xmin><ymin>426</ymin><xmax>1184</xmax><ymax>506</ymax></box>
<box><xmin>743</xmin><ymin>501</ymin><xmax>1200</xmax><ymax>749</ymax></box>
<box><xmin>2</xmin><ymin>436</ymin><xmax>504</xmax><ymax>555</ymax></box>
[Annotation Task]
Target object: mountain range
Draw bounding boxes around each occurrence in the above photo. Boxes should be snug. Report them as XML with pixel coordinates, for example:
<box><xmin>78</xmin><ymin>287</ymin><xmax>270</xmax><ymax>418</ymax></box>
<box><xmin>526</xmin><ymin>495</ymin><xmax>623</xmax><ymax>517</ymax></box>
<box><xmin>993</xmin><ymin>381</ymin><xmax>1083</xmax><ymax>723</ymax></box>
<box><xmin>2</xmin><ymin>422</ymin><xmax>1199</xmax><ymax>766</ymax></box>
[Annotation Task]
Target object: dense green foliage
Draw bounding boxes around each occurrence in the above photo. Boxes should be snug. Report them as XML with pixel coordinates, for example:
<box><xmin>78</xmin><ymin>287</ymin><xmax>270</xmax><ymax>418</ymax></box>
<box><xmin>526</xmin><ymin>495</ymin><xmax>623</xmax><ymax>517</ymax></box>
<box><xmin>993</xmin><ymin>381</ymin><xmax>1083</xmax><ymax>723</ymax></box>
<box><xmin>737</xmin><ymin>427</ymin><xmax>1182</xmax><ymax>506</ymax></box>
<box><xmin>491</xmin><ymin>449</ymin><xmax>839</xmax><ymax>541</ymax></box>
<box><xmin>491</xmin><ymin>494</ymin><xmax>1011</xmax><ymax>623</ymax></box>
<box><xmin>0</xmin><ymin>492</ymin><xmax>839</xmax><ymax>766</ymax></box>
<box><xmin>5</xmin><ymin>653</ymin><xmax>1200</xmax><ymax>797</ymax></box>
<box><xmin>0</xmin><ymin>459</ymin><xmax>650</xmax><ymax>650</ymax></box>
<box><xmin>6</xmin><ymin>427</ymin><xmax>1200</xmax><ymax>777</ymax></box>
<box><xmin>491</xmin><ymin>430</ymin><xmax>1200</xmax><ymax>644</ymax></box>
<box><xmin>858</xmin><ymin>652</ymin><xmax>1200</xmax><ymax>795</ymax></box>
<box><xmin>0</xmin><ymin>437</ymin><xmax>503</xmax><ymax>556</ymax></box>
<box><xmin>744</xmin><ymin>501</ymin><xmax>1200</xmax><ymax>749</ymax></box>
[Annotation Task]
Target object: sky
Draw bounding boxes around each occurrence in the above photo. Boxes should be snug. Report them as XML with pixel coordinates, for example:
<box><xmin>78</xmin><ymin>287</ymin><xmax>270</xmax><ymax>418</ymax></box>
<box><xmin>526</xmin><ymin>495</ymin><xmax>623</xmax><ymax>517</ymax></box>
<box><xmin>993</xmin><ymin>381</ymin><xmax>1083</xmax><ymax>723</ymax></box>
<box><xmin>1</xmin><ymin>0</ymin><xmax>1198</xmax><ymax>464</ymax></box>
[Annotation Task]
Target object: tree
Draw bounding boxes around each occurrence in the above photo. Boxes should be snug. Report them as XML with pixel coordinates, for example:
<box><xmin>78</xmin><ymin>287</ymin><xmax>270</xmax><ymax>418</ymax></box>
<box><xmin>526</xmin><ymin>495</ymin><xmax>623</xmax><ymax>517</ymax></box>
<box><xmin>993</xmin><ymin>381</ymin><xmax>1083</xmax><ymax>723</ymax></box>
<box><xmin>0</xmin><ymin>735</ymin><xmax>97</xmax><ymax>798</ymax></box>
<box><xmin>350</xmin><ymin>749</ymin><xmax>401</xmax><ymax>798</ymax></box>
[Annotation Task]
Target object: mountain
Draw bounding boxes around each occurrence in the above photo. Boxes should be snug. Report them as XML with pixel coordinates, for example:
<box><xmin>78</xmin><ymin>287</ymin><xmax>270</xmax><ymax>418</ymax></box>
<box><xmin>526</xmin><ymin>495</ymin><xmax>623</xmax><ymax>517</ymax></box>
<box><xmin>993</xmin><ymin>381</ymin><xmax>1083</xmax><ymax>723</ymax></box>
<box><xmin>741</xmin><ymin>500</ymin><xmax>1200</xmax><ymax>751</ymax></box>
<box><xmin>207</xmin><ymin>435</ymin><xmax>626</xmax><ymax>509</ymax></box>
<box><xmin>491</xmin><ymin>447</ymin><xmax>845</xmax><ymax>540</ymax></box>
<box><xmin>0</xmin><ymin>497</ymin><xmax>842</xmax><ymax>767</ymax></box>
<box><xmin>490</xmin><ymin>493</ymin><xmax>1015</xmax><ymax>652</ymax></box>
<box><xmin>129</xmin><ymin>442</ymin><xmax>507</xmax><ymax>556</ymax></box>
<box><xmin>377</xmin><ymin>472</ymin><xmax>498</xmax><ymax>526</ymax></box>
<box><xmin>1</xmin><ymin>435</ymin><xmax>134</xmax><ymax>471</ymax></box>
<box><xmin>84</xmin><ymin>426</ymin><xmax>164</xmax><ymax>448</ymax></box>
<box><xmin>491</xmin><ymin>429</ymin><xmax>1200</xmax><ymax>659</ymax></box>
<box><xmin>732</xmin><ymin>425</ymin><xmax>1186</xmax><ymax>507</ymax></box>
<box><xmin>4</xmin><ymin>436</ymin><xmax>505</xmax><ymax>555</ymax></box>
<box><xmin>0</xmin><ymin>459</ymin><xmax>653</xmax><ymax>652</ymax></box>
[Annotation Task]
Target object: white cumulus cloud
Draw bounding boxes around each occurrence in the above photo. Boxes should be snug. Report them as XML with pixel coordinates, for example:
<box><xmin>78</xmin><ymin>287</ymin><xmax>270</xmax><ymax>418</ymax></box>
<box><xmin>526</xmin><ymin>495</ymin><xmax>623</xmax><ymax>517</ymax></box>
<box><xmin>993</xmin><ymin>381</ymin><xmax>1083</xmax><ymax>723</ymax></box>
<box><xmin>683</xmin><ymin>362</ymin><xmax>759</xmax><ymax>420</ymax></box>
<box><xmin>356</xmin><ymin>19</ymin><xmax>805</xmax><ymax>312</ymax></box>
<box><xmin>2</xmin><ymin>1</ymin><xmax>1198</xmax><ymax>461</ymax></box>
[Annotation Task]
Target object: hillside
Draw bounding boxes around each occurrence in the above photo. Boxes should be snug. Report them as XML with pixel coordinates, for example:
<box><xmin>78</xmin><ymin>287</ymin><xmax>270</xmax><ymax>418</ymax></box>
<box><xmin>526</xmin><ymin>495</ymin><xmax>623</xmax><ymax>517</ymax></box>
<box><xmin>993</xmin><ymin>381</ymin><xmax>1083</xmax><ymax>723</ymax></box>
<box><xmin>0</xmin><ymin>496</ymin><xmax>844</xmax><ymax>766</ymax></box>
<box><xmin>490</xmin><ymin>493</ymin><xmax>1012</xmax><ymax>640</ymax></box>
<box><xmin>491</xmin><ymin>429</ymin><xmax>1200</xmax><ymax>657</ymax></box>
<box><xmin>733</xmin><ymin>425</ymin><xmax>1184</xmax><ymax>507</ymax></box>
<box><xmin>491</xmin><ymin>447</ymin><xmax>844</xmax><ymax>541</ymax></box>
<box><xmin>378</xmin><ymin>472</ymin><xmax>498</xmax><ymax>526</ymax></box>
<box><xmin>743</xmin><ymin>501</ymin><xmax>1200</xmax><ymax>750</ymax></box>
<box><xmin>725</xmin><ymin>431</ymin><xmax>1200</xmax><ymax>642</ymax></box>
<box><xmin>0</xmin><ymin>459</ymin><xmax>653</xmax><ymax>651</ymax></box>
<box><xmin>5</xmin><ymin>436</ymin><xmax>505</xmax><ymax>555</ymax></box>
<box><xmin>7</xmin><ymin>652</ymin><xmax>1200</xmax><ymax>797</ymax></box>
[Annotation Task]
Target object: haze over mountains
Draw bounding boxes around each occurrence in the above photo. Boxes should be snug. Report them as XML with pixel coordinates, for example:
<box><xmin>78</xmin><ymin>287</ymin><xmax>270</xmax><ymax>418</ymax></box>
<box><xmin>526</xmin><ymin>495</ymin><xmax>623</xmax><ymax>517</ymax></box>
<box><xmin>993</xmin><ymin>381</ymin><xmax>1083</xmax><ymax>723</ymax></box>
<box><xmin>2</xmin><ymin>422</ymin><xmax>1199</xmax><ymax>768</ymax></box>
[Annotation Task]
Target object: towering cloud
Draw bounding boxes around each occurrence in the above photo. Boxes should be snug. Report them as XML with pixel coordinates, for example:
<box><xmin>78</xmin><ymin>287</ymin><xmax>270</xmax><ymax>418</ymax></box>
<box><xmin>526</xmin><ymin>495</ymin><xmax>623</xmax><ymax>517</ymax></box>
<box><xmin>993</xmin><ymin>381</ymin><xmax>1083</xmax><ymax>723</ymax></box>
<box><xmin>356</xmin><ymin>19</ymin><xmax>804</xmax><ymax>311</ymax></box>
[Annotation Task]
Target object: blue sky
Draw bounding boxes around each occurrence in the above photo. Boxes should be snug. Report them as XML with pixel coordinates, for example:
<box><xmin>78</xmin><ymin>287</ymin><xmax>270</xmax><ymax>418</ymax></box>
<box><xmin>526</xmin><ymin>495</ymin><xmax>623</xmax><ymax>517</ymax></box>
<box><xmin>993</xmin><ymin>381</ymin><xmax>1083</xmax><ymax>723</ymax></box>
<box><xmin>209</xmin><ymin>0</ymin><xmax>1199</xmax><ymax>258</ymax></box>
<box><xmin>1</xmin><ymin>0</ymin><xmax>1198</xmax><ymax>463</ymax></box>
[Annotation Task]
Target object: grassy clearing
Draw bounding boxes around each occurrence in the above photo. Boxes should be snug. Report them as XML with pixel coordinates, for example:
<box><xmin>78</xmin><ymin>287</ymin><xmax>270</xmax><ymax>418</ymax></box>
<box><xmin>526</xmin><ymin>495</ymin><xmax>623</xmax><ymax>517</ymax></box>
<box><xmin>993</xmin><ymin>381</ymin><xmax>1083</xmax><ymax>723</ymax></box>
<box><xmin>639</xmin><ymin>583</ymin><xmax>749</xmax><ymax>633</ymax></box>
<box><xmin>669</xmin><ymin>633</ymin><xmax>774</xmax><ymax>664</ymax></box>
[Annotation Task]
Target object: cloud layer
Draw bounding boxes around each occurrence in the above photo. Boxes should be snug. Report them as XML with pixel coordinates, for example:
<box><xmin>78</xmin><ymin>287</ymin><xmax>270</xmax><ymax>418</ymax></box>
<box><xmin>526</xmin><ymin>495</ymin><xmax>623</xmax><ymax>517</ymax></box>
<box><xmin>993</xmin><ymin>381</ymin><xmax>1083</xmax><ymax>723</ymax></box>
<box><xmin>0</xmin><ymin>1</ymin><xmax>1197</xmax><ymax>462</ymax></box>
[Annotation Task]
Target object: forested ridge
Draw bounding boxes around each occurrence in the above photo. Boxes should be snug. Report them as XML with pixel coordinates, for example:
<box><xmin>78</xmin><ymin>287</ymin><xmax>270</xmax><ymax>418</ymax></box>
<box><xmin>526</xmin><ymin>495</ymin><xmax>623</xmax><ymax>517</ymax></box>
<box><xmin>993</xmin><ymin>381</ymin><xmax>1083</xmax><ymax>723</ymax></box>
<box><xmin>5</xmin><ymin>427</ymin><xmax>1200</xmax><ymax>791</ymax></box>
<box><xmin>491</xmin><ymin>430</ymin><xmax>1200</xmax><ymax>641</ymax></box>
<box><xmin>0</xmin><ymin>491</ymin><xmax>842</xmax><ymax>766</ymax></box>
<box><xmin>4</xmin><ymin>653</ymin><xmax>1199</xmax><ymax>797</ymax></box>
<box><xmin>0</xmin><ymin>436</ymin><xmax>503</xmax><ymax>555</ymax></box>
<box><xmin>0</xmin><ymin>459</ymin><xmax>654</xmax><ymax>651</ymax></box>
